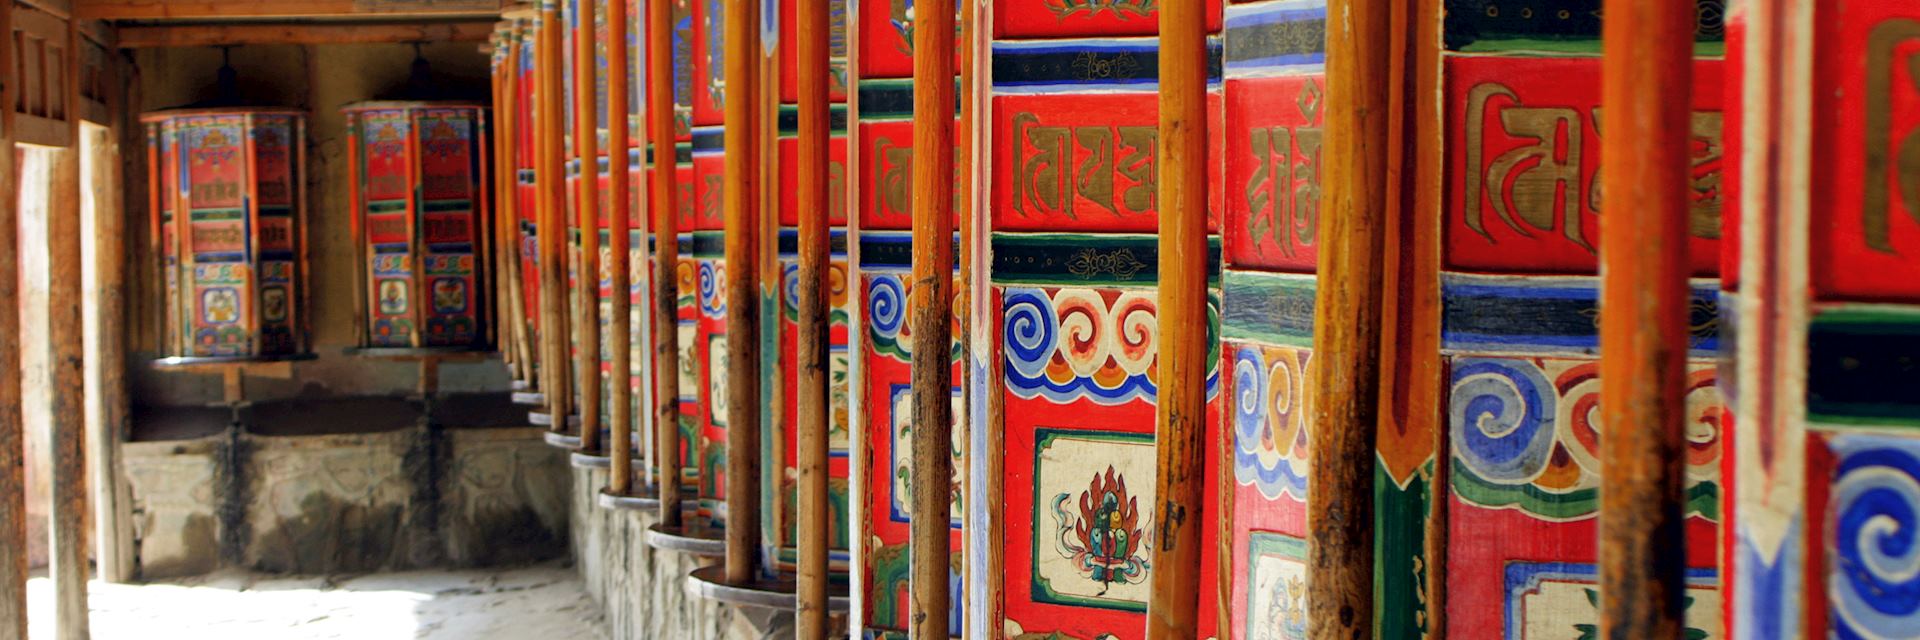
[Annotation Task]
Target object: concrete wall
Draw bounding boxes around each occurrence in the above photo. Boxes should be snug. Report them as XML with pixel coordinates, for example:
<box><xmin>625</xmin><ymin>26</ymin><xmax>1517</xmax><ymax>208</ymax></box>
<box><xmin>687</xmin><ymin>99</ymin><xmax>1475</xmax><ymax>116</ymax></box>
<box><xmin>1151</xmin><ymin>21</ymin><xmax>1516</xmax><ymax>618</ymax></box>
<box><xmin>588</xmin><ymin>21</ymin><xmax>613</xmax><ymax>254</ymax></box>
<box><xmin>567</xmin><ymin>465</ymin><xmax>810</xmax><ymax>640</ymax></box>
<box><xmin>124</xmin><ymin>424</ymin><xmax>568</xmax><ymax>579</ymax></box>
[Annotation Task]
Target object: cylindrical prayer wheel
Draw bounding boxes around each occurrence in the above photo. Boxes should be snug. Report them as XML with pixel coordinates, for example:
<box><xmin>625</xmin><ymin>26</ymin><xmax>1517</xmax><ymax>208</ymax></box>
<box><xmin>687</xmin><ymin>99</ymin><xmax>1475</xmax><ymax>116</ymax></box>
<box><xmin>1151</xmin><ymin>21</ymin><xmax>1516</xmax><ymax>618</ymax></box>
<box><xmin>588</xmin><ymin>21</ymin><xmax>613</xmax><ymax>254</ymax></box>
<box><xmin>343</xmin><ymin>101</ymin><xmax>493</xmax><ymax>350</ymax></box>
<box><xmin>144</xmin><ymin>107</ymin><xmax>310</xmax><ymax>361</ymax></box>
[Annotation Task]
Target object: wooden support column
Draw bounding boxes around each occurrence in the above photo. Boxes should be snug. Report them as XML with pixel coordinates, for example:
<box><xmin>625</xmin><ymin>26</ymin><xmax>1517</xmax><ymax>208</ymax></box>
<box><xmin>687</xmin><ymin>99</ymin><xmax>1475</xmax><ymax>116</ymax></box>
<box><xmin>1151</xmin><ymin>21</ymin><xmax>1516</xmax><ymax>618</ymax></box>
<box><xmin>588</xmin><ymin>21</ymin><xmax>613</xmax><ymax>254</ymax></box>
<box><xmin>501</xmin><ymin>20</ymin><xmax>535</xmax><ymax>387</ymax></box>
<box><xmin>909</xmin><ymin>0</ymin><xmax>955</xmax><ymax>635</ymax></box>
<box><xmin>50</xmin><ymin>17</ymin><xmax>91</xmax><ymax>640</ymax></box>
<box><xmin>83</xmin><ymin>118</ymin><xmax>133</xmax><ymax>584</ymax></box>
<box><xmin>1597</xmin><ymin>0</ymin><xmax>1693</xmax><ymax>635</ymax></box>
<box><xmin>722</xmin><ymin>0</ymin><xmax>762</xmax><ymax>586</ymax></box>
<box><xmin>1144</xmin><ymin>0</ymin><xmax>1209</xmax><ymax>636</ymax></box>
<box><xmin>0</xmin><ymin>0</ymin><xmax>24</xmax><ymax>630</ymax></box>
<box><xmin>607</xmin><ymin>0</ymin><xmax>634</xmax><ymax>495</ymax></box>
<box><xmin>574</xmin><ymin>0</ymin><xmax>603</xmax><ymax>453</ymax></box>
<box><xmin>1309</xmin><ymin>0</ymin><xmax>1393</xmax><ymax>634</ymax></box>
<box><xmin>795</xmin><ymin>0</ymin><xmax>830</xmax><ymax>629</ymax></box>
<box><xmin>539</xmin><ymin>0</ymin><xmax>574</xmax><ymax>429</ymax></box>
<box><xmin>649</xmin><ymin>0</ymin><xmax>683</xmax><ymax>528</ymax></box>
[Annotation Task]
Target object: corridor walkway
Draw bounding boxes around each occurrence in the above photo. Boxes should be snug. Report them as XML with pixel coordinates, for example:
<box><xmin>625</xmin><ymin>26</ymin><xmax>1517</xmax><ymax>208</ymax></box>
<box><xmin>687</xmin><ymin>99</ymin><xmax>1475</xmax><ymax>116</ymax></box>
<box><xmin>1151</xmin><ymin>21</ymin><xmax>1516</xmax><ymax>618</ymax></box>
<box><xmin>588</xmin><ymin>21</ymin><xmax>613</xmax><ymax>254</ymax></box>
<box><xmin>25</xmin><ymin>561</ymin><xmax>605</xmax><ymax>640</ymax></box>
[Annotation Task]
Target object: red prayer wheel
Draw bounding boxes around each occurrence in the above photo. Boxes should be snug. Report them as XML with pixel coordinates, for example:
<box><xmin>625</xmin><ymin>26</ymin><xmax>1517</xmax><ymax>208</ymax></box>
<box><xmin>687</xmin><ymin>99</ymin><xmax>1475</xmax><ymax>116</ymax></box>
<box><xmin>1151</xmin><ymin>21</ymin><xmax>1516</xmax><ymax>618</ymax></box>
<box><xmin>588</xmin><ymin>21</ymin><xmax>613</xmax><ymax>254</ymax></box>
<box><xmin>344</xmin><ymin>101</ymin><xmax>493</xmax><ymax>350</ymax></box>
<box><xmin>144</xmin><ymin>107</ymin><xmax>311</xmax><ymax>362</ymax></box>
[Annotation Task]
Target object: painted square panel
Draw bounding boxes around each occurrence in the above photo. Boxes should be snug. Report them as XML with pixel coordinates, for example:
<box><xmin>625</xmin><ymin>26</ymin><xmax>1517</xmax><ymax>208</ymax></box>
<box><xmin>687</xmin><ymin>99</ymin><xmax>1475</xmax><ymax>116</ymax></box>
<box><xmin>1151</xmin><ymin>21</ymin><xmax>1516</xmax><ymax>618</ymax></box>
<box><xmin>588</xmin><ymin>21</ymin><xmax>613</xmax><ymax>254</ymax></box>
<box><xmin>1225</xmin><ymin>74</ymin><xmax>1325</xmax><ymax>273</ymax></box>
<box><xmin>1241</xmin><ymin>532</ymin><xmax>1308</xmax><ymax>640</ymax></box>
<box><xmin>1503</xmin><ymin>563</ymin><xmax>1722</xmax><ymax>639</ymax></box>
<box><xmin>1445</xmin><ymin>55</ymin><xmax>1725</xmax><ymax>275</ymax></box>
<box><xmin>1810</xmin><ymin>2</ymin><xmax>1920</xmax><ymax>302</ymax></box>
<box><xmin>1028</xmin><ymin>428</ymin><xmax>1156</xmax><ymax>613</ymax></box>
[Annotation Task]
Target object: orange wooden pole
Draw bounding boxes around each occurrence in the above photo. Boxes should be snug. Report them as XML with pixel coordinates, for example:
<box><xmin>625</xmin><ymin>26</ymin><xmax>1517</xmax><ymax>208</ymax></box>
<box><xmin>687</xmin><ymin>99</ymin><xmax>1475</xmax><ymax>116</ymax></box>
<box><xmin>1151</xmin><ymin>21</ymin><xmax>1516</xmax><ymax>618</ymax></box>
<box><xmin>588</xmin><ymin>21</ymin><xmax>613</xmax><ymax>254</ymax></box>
<box><xmin>722</xmin><ymin>0</ymin><xmax>763</xmax><ymax>586</ymax></box>
<box><xmin>607</xmin><ymin>0</ymin><xmax>634</xmax><ymax>494</ymax></box>
<box><xmin>1144</xmin><ymin>0</ymin><xmax>1210</xmax><ymax>636</ymax></box>
<box><xmin>1308</xmin><ymin>0</ymin><xmax>1393</xmax><ymax>634</ymax></box>
<box><xmin>909</xmin><ymin>0</ymin><xmax>956</xmax><ymax>635</ymax></box>
<box><xmin>540</xmin><ymin>0</ymin><xmax>575</xmax><ymax>432</ymax></box>
<box><xmin>575</xmin><ymin>0</ymin><xmax>604</xmax><ymax>453</ymax></box>
<box><xmin>795</xmin><ymin>0</ymin><xmax>832</xmax><ymax>630</ymax></box>
<box><xmin>1597</xmin><ymin>0</ymin><xmax>1694</xmax><ymax>635</ymax></box>
<box><xmin>648</xmin><ymin>0</ymin><xmax>685</xmax><ymax>527</ymax></box>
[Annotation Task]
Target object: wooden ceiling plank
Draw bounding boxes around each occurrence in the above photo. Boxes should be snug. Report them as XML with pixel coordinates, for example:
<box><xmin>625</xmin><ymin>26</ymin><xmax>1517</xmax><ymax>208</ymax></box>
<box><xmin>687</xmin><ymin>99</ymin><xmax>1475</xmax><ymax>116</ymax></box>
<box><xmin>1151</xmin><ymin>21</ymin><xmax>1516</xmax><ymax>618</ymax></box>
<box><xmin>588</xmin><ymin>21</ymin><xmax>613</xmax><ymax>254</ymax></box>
<box><xmin>75</xmin><ymin>0</ymin><xmax>503</xmax><ymax>20</ymax></box>
<box><xmin>115</xmin><ymin>20</ymin><xmax>495</xmax><ymax>48</ymax></box>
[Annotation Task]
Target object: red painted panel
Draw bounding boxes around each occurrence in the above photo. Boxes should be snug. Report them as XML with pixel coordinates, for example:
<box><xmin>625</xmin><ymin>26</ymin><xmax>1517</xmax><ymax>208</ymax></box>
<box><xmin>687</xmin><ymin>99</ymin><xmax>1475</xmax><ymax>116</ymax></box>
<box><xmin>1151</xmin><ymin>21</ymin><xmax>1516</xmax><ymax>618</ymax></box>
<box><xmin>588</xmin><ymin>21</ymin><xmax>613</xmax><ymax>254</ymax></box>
<box><xmin>1445</xmin><ymin>56</ymin><xmax>1725</xmax><ymax>276</ymax></box>
<box><xmin>989</xmin><ymin>92</ymin><xmax>1225</xmax><ymax>234</ymax></box>
<box><xmin>1809</xmin><ymin>1</ymin><xmax>1920</xmax><ymax>301</ymax></box>
<box><xmin>1224</xmin><ymin>75</ymin><xmax>1324</xmax><ymax>273</ymax></box>
<box><xmin>856</xmin><ymin>119</ymin><xmax>960</xmax><ymax>231</ymax></box>
<box><xmin>778</xmin><ymin>0</ymin><xmax>850</xmax><ymax>103</ymax></box>
<box><xmin>778</xmin><ymin>134</ymin><xmax>850</xmax><ymax>227</ymax></box>
<box><xmin>691</xmin><ymin>0</ymin><xmax>724</xmax><ymax>126</ymax></box>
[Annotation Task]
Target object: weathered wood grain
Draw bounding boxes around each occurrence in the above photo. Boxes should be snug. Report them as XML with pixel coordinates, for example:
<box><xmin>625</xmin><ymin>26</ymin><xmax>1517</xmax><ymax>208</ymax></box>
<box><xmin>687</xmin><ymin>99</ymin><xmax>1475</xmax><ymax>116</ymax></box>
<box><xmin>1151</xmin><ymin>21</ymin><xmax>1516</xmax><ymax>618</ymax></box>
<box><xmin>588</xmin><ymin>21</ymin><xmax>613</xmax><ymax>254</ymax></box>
<box><xmin>722</xmin><ymin>0</ymin><xmax>762</xmax><ymax>586</ymax></box>
<box><xmin>796</xmin><ymin>0</ymin><xmax>832</xmax><ymax>632</ymax></box>
<box><xmin>909</xmin><ymin>0</ymin><xmax>956</xmax><ymax>635</ymax></box>
<box><xmin>1597</xmin><ymin>0</ymin><xmax>1695</xmax><ymax>635</ymax></box>
<box><xmin>573</xmin><ymin>0</ymin><xmax>602</xmax><ymax>454</ymax></box>
<box><xmin>539</xmin><ymin>0</ymin><xmax>574</xmax><ymax>432</ymax></box>
<box><xmin>1309</xmin><ymin>0</ymin><xmax>1393</xmax><ymax>636</ymax></box>
<box><xmin>607</xmin><ymin>0</ymin><xmax>634</xmax><ymax>496</ymax></box>
<box><xmin>0</xmin><ymin>0</ymin><xmax>24</xmax><ymax>629</ymax></box>
<box><xmin>649</xmin><ymin>0</ymin><xmax>684</xmax><ymax>529</ymax></box>
<box><xmin>50</xmin><ymin>19</ymin><xmax>89</xmax><ymax>638</ymax></box>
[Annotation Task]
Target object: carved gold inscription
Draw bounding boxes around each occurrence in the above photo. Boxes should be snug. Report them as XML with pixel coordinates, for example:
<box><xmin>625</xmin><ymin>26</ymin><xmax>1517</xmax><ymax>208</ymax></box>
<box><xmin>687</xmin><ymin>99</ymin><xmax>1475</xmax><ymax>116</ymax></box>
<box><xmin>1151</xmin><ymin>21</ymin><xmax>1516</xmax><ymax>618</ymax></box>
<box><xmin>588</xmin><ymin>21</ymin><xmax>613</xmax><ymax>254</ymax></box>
<box><xmin>1010</xmin><ymin>112</ymin><xmax>1157</xmax><ymax>220</ymax></box>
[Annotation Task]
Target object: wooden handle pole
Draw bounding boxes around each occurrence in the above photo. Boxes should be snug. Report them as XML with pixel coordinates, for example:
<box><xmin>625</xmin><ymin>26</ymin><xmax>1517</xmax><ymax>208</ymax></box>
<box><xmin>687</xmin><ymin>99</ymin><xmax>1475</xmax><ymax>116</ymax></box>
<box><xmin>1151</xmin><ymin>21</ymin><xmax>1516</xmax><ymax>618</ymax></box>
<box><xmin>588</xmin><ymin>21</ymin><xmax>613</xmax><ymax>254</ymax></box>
<box><xmin>1597</xmin><ymin>0</ymin><xmax>1693</xmax><ymax>635</ymax></box>
<box><xmin>607</xmin><ymin>0</ymin><xmax>634</xmax><ymax>495</ymax></box>
<box><xmin>722</xmin><ymin>0</ymin><xmax>763</xmax><ymax>586</ymax></box>
<box><xmin>909</xmin><ymin>0</ymin><xmax>956</xmax><ymax>635</ymax></box>
<box><xmin>51</xmin><ymin>18</ymin><xmax>90</xmax><ymax>640</ymax></box>
<box><xmin>649</xmin><ymin>0</ymin><xmax>685</xmax><ymax>528</ymax></box>
<box><xmin>539</xmin><ymin>1</ymin><xmax>575</xmax><ymax>432</ymax></box>
<box><xmin>795</xmin><ymin>0</ymin><xmax>831</xmax><ymax>629</ymax></box>
<box><xmin>1144</xmin><ymin>0</ymin><xmax>1209</xmax><ymax>636</ymax></box>
<box><xmin>575</xmin><ymin>0</ymin><xmax>604</xmax><ymax>453</ymax></box>
<box><xmin>1308</xmin><ymin>0</ymin><xmax>1394</xmax><ymax>635</ymax></box>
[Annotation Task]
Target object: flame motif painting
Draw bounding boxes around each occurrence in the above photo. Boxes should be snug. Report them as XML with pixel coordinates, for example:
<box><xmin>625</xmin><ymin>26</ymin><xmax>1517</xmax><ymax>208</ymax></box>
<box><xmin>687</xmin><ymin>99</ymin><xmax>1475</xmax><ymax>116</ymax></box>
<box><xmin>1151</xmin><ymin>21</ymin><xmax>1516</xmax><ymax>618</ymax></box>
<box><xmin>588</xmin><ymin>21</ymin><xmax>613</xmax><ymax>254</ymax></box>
<box><xmin>1053</xmin><ymin>465</ymin><xmax>1146</xmax><ymax>593</ymax></box>
<box><xmin>1031</xmin><ymin>428</ymin><xmax>1155</xmax><ymax>612</ymax></box>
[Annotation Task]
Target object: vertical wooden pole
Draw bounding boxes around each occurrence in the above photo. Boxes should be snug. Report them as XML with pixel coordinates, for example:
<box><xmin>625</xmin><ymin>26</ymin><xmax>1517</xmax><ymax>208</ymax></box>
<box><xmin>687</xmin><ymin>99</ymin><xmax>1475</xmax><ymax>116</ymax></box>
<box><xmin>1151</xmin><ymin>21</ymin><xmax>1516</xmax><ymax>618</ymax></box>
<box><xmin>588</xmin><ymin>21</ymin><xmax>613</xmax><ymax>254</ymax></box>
<box><xmin>795</xmin><ymin>0</ymin><xmax>830</xmax><ymax>628</ymax></box>
<box><xmin>909</xmin><ymin>0</ymin><xmax>955</xmax><ymax>635</ymax></box>
<box><xmin>0</xmin><ymin>0</ymin><xmax>25</xmax><ymax>631</ymax></box>
<box><xmin>541</xmin><ymin>0</ymin><xmax>575</xmax><ymax>430</ymax></box>
<box><xmin>50</xmin><ymin>18</ymin><xmax>91</xmax><ymax>640</ymax></box>
<box><xmin>504</xmin><ymin>21</ymin><xmax>537</xmax><ymax>386</ymax></box>
<box><xmin>576</xmin><ymin>0</ymin><xmax>605</xmax><ymax>452</ymax></box>
<box><xmin>1597</xmin><ymin>0</ymin><xmax>1692</xmax><ymax>635</ymax></box>
<box><xmin>649</xmin><ymin>0</ymin><xmax>684</xmax><ymax>527</ymax></box>
<box><xmin>1144</xmin><ymin>0</ymin><xmax>1208</xmax><ymax>636</ymax></box>
<box><xmin>608</xmin><ymin>0</ymin><xmax>635</xmax><ymax>494</ymax></box>
<box><xmin>83</xmin><ymin>118</ymin><xmax>132</xmax><ymax>584</ymax></box>
<box><xmin>1310</xmin><ymin>0</ymin><xmax>1392</xmax><ymax>634</ymax></box>
<box><xmin>722</xmin><ymin>0</ymin><xmax>762</xmax><ymax>586</ymax></box>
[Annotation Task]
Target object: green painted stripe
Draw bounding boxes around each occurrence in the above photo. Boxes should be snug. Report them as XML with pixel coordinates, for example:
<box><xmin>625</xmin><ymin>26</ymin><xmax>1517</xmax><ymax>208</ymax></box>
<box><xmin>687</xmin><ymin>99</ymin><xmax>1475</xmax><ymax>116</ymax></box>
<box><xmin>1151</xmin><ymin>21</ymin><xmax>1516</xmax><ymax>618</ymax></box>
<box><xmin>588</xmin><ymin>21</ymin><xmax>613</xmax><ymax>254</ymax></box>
<box><xmin>422</xmin><ymin>200</ymin><xmax>472</xmax><ymax>213</ymax></box>
<box><xmin>189</xmin><ymin>209</ymin><xmax>246</xmax><ymax>221</ymax></box>
<box><xmin>1221</xmin><ymin>270</ymin><xmax>1316</xmax><ymax>347</ymax></box>
<box><xmin>366</xmin><ymin>200</ymin><xmax>409</xmax><ymax>214</ymax></box>
<box><xmin>776</xmin><ymin>103</ymin><xmax>850</xmax><ymax>135</ymax></box>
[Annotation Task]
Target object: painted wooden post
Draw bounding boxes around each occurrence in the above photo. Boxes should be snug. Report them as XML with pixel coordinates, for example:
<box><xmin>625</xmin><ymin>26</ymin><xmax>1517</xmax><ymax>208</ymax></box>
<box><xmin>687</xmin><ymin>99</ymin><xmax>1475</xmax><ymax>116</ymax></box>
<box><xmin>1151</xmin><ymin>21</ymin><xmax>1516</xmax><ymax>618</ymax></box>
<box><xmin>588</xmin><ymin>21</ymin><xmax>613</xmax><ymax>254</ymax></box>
<box><xmin>1310</xmin><ymin>0</ymin><xmax>1391</xmax><ymax>635</ymax></box>
<box><xmin>51</xmin><ymin>19</ymin><xmax>89</xmax><ymax>640</ymax></box>
<box><xmin>908</xmin><ymin>0</ymin><xmax>956</xmax><ymax>635</ymax></box>
<box><xmin>0</xmin><ymin>0</ymin><xmax>23</xmax><ymax>631</ymax></box>
<box><xmin>648</xmin><ymin>0</ymin><xmax>684</xmax><ymax>527</ymax></box>
<box><xmin>795</xmin><ymin>0</ymin><xmax>831</xmax><ymax>630</ymax></box>
<box><xmin>575</xmin><ymin>0</ymin><xmax>604</xmax><ymax>453</ymax></box>
<box><xmin>607</xmin><ymin>0</ymin><xmax>635</xmax><ymax>495</ymax></box>
<box><xmin>1597</xmin><ymin>0</ymin><xmax>1694</xmax><ymax>635</ymax></box>
<box><xmin>540</xmin><ymin>0</ymin><xmax>576</xmax><ymax>432</ymax></box>
<box><xmin>723</xmin><ymin>0</ymin><xmax>764</xmax><ymax>585</ymax></box>
<box><xmin>1144</xmin><ymin>0</ymin><xmax>1209</xmax><ymax>636</ymax></box>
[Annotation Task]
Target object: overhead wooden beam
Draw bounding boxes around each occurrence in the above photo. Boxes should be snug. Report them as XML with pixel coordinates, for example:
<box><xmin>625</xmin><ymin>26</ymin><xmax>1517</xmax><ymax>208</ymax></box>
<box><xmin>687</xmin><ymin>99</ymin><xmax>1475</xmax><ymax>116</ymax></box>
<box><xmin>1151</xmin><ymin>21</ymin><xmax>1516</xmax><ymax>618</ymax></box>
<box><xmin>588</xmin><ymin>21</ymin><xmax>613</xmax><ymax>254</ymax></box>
<box><xmin>115</xmin><ymin>20</ymin><xmax>495</xmax><ymax>48</ymax></box>
<box><xmin>76</xmin><ymin>0</ymin><xmax>503</xmax><ymax>20</ymax></box>
<box><xmin>1597</xmin><ymin>0</ymin><xmax>1695</xmax><ymax>635</ymax></box>
<box><xmin>1144</xmin><ymin>0</ymin><xmax>1209</xmax><ymax>636</ymax></box>
<box><xmin>1309</xmin><ymin>0</ymin><xmax>1394</xmax><ymax>635</ymax></box>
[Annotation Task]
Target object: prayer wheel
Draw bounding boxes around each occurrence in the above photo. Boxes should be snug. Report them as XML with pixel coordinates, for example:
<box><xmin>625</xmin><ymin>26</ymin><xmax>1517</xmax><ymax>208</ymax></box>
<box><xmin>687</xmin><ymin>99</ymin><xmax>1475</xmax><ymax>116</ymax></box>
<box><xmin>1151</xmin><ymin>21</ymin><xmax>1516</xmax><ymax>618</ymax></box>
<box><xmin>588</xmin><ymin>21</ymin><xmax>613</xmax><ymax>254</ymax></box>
<box><xmin>144</xmin><ymin>107</ymin><xmax>310</xmax><ymax>361</ymax></box>
<box><xmin>343</xmin><ymin>101</ymin><xmax>493</xmax><ymax>350</ymax></box>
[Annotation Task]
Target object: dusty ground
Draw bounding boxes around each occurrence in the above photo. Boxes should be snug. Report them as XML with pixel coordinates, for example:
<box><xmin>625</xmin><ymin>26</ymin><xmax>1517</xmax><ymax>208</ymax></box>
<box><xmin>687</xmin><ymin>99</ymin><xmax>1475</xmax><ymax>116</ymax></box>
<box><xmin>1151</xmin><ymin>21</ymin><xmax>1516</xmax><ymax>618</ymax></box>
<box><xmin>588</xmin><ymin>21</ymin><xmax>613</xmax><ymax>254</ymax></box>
<box><xmin>26</xmin><ymin>561</ymin><xmax>608</xmax><ymax>640</ymax></box>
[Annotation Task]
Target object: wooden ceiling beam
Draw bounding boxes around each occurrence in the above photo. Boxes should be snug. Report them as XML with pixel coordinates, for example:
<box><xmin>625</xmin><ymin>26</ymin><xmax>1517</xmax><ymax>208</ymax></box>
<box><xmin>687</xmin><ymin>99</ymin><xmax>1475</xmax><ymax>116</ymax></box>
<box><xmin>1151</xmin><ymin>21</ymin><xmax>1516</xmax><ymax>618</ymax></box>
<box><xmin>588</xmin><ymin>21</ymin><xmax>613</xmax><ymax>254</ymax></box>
<box><xmin>74</xmin><ymin>0</ymin><xmax>503</xmax><ymax>20</ymax></box>
<box><xmin>115</xmin><ymin>19</ymin><xmax>496</xmax><ymax>48</ymax></box>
